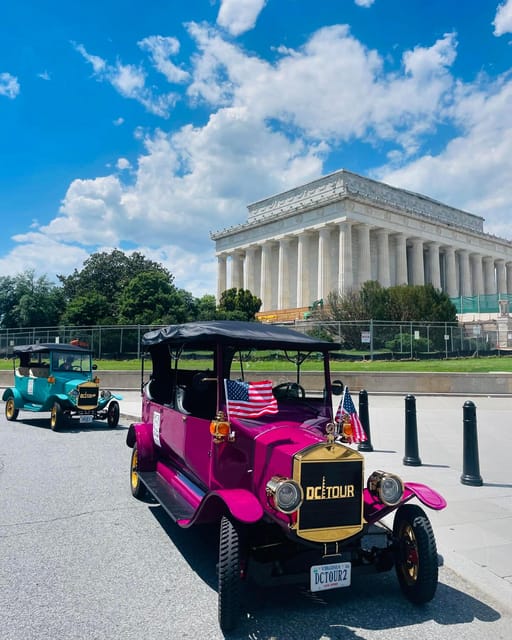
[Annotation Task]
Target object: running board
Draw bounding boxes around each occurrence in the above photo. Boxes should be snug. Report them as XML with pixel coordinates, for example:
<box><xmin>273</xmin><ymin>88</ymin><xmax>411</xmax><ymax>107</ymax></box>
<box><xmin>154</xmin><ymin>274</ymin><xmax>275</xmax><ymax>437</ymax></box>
<box><xmin>138</xmin><ymin>471</ymin><xmax>196</xmax><ymax>522</ymax></box>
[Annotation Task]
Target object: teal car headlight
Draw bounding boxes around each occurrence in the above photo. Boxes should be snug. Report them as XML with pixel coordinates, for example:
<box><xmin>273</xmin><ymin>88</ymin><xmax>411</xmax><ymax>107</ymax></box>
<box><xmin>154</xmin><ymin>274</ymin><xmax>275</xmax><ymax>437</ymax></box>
<box><xmin>100</xmin><ymin>390</ymin><xmax>112</xmax><ymax>401</ymax></box>
<box><xmin>69</xmin><ymin>389</ymin><xmax>79</xmax><ymax>401</ymax></box>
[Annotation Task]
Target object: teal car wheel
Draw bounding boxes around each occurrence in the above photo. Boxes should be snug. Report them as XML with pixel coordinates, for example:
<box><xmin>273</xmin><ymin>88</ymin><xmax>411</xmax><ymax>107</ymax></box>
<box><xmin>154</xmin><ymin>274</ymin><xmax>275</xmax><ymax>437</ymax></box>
<box><xmin>50</xmin><ymin>402</ymin><xmax>64</xmax><ymax>431</ymax></box>
<box><xmin>5</xmin><ymin>397</ymin><xmax>19</xmax><ymax>421</ymax></box>
<box><xmin>107</xmin><ymin>400</ymin><xmax>120</xmax><ymax>428</ymax></box>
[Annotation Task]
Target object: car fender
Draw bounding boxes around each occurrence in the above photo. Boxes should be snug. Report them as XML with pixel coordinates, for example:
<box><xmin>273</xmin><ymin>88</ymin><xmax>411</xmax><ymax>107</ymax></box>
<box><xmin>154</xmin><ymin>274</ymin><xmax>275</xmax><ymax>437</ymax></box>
<box><xmin>2</xmin><ymin>387</ymin><xmax>24</xmax><ymax>407</ymax></box>
<box><xmin>126</xmin><ymin>422</ymin><xmax>157</xmax><ymax>471</ymax></box>
<box><xmin>364</xmin><ymin>482</ymin><xmax>446</xmax><ymax>523</ymax></box>
<box><xmin>403</xmin><ymin>482</ymin><xmax>447</xmax><ymax>510</ymax></box>
<box><xmin>181</xmin><ymin>488</ymin><xmax>264</xmax><ymax>527</ymax></box>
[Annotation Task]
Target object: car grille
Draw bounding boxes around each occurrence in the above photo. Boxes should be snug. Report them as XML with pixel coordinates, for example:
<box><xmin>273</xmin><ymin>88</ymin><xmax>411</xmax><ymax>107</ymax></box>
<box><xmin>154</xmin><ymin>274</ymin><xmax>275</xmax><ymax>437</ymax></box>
<box><xmin>293</xmin><ymin>443</ymin><xmax>364</xmax><ymax>543</ymax></box>
<box><xmin>76</xmin><ymin>383</ymin><xmax>99</xmax><ymax>409</ymax></box>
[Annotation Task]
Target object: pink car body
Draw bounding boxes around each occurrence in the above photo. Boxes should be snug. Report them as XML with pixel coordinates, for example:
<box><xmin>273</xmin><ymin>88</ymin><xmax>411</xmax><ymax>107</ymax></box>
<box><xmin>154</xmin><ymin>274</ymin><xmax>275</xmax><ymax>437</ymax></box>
<box><xmin>126</xmin><ymin>321</ymin><xmax>446</xmax><ymax>632</ymax></box>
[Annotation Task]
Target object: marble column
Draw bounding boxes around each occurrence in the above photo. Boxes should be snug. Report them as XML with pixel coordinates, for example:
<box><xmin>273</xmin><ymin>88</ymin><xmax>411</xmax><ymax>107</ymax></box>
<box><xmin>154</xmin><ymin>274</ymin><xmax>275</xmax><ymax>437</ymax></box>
<box><xmin>278</xmin><ymin>237</ymin><xmax>292</xmax><ymax>309</ymax></box>
<box><xmin>357</xmin><ymin>224</ymin><xmax>371</xmax><ymax>286</ymax></box>
<box><xmin>244</xmin><ymin>246</ymin><xmax>258</xmax><ymax>295</ymax></box>
<box><xmin>296</xmin><ymin>232</ymin><xmax>310</xmax><ymax>307</ymax></box>
<box><xmin>338</xmin><ymin>221</ymin><xmax>353</xmax><ymax>294</ymax></box>
<box><xmin>496</xmin><ymin>259</ymin><xmax>507</xmax><ymax>295</ymax></box>
<box><xmin>458</xmin><ymin>250</ymin><xmax>472</xmax><ymax>296</ymax></box>
<box><xmin>217</xmin><ymin>254</ymin><xmax>227</xmax><ymax>302</ymax></box>
<box><xmin>376</xmin><ymin>229</ymin><xmax>390</xmax><ymax>287</ymax></box>
<box><xmin>230</xmin><ymin>251</ymin><xmax>244</xmax><ymax>289</ymax></box>
<box><xmin>483</xmin><ymin>257</ymin><xmax>496</xmax><ymax>294</ymax></box>
<box><xmin>444</xmin><ymin>246</ymin><xmax>458</xmax><ymax>297</ymax></box>
<box><xmin>411</xmin><ymin>238</ymin><xmax>425</xmax><ymax>285</ymax></box>
<box><xmin>395</xmin><ymin>233</ymin><xmax>408</xmax><ymax>286</ymax></box>
<box><xmin>260</xmin><ymin>242</ymin><xmax>273</xmax><ymax>311</ymax></box>
<box><xmin>471</xmin><ymin>254</ymin><xmax>484</xmax><ymax>295</ymax></box>
<box><xmin>428</xmin><ymin>242</ymin><xmax>441</xmax><ymax>290</ymax></box>
<box><xmin>317</xmin><ymin>227</ymin><xmax>331</xmax><ymax>301</ymax></box>
<box><xmin>507</xmin><ymin>262</ymin><xmax>512</xmax><ymax>295</ymax></box>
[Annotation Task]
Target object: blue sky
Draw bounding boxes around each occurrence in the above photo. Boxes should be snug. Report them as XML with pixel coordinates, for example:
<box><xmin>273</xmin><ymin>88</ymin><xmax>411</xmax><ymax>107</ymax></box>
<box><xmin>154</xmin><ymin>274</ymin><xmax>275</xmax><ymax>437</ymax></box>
<box><xmin>1</xmin><ymin>0</ymin><xmax>512</xmax><ymax>297</ymax></box>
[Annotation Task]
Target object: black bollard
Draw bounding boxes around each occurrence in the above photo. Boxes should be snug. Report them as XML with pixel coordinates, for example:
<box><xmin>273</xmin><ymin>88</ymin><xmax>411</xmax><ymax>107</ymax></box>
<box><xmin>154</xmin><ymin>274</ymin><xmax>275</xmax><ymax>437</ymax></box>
<box><xmin>357</xmin><ymin>389</ymin><xmax>374</xmax><ymax>452</ymax></box>
<box><xmin>460</xmin><ymin>401</ymin><xmax>483</xmax><ymax>486</ymax></box>
<box><xmin>403</xmin><ymin>394</ymin><xmax>422</xmax><ymax>466</ymax></box>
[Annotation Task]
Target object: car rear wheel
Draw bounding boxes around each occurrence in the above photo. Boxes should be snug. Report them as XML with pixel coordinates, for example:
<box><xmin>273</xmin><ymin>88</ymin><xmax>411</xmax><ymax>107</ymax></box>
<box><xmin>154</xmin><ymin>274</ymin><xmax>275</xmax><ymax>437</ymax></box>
<box><xmin>393</xmin><ymin>503</ymin><xmax>438</xmax><ymax>604</ymax></box>
<box><xmin>218</xmin><ymin>516</ymin><xmax>245</xmax><ymax>632</ymax></box>
<box><xmin>5</xmin><ymin>397</ymin><xmax>19</xmax><ymax>421</ymax></box>
<box><xmin>130</xmin><ymin>445</ymin><xmax>148</xmax><ymax>500</ymax></box>
<box><xmin>107</xmin><ymin>400</ymin><xmax>120</xmax><ymax>428</ymax></box>
<box><xmin>50</xmin><ymin>402</ymin><xmax>64</xmax><ymax>431</ymax></box>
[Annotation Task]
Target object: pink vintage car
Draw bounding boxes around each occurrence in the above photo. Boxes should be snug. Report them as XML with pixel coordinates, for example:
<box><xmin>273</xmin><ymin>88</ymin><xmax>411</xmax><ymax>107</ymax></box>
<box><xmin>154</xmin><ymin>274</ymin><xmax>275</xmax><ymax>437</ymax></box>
<box><xmin>126</xmin><ymin>321</ymin><xmax>446</xmax><ymax>631</ymax></box>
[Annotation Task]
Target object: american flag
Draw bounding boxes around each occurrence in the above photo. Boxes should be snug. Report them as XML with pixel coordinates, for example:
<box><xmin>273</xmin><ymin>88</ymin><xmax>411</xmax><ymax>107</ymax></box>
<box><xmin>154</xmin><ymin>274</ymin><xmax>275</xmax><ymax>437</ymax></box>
<box><xmin>335</xmin><ymin>386</ymin><xmax>367</xmax><ymax>443</ymax></box>
<box><xmin>224</xmin><ymin>379</ymin><xmax>278</xmax><ymax>419</ymax></box>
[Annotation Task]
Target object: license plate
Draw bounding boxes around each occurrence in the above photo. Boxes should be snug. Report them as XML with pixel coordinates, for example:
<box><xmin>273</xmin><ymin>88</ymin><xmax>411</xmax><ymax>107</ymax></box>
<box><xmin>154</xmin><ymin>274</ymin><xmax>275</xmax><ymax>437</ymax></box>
<box><xmin>310</xmin><ymin>562</ymin><xmax>351</xmax><ymax>592</ymax></box>
<box><xmin>80</xmin><ymin>415</ymin><xmax>93</xmax><ymax>423</ymax></box>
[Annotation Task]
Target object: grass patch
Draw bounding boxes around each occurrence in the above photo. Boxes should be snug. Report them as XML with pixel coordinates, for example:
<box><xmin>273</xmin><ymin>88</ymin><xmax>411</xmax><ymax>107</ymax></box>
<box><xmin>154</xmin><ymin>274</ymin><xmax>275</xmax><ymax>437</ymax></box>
<box><xmin>2</xmin><ymin>354</ymin><xmax>512</xmax><ymax>373</ymax></box>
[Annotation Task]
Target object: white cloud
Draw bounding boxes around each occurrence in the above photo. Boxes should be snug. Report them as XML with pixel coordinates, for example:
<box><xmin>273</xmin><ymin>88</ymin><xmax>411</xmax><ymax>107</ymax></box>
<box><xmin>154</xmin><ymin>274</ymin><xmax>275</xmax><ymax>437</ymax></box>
<box><xmin>37</xmin><ymin>70</ymin><xmax>51</xmax><ymax>81</ymax></box>
<box><xmin>73</xmin><ymin>42</ymin><xmax>178</xmax><ymax>117</ymax></box>
<box><xmin>0</xmin><ymin>72</ymin><xmax>20</xmax><ymax>98</ymax></box>
<box><xmin>113</xmin><ymin>117</ymin><xmax>124</xmax><ymax>126</ymax></box>
<box><xmin>138</xmin><ymin>35</ymin><xmax>190</xmax><ymax>83</ymax></box>
<box><xmin>493</xmin><ymin>0</ymin><xmax>512</xmax><ymax>36</ymax></box>
<box><xmin>187</xmin><ymin>23</ymin><xmax>456</xmax><ymax>158</ymax></box>
<box><xmin>217</xmin><ymin>0</ymin><xmax>267</xmax><ymax>36</ymax></box>
<box><xmin>375</xmin><ymin>72</ymin><xmax>512</xmax><ymax>240</ymax></box>
<box><xmin>355</xmin><ymin>0</ymin><xmax>376</xmax><ymax>7</ymax></box>
<box><xmin>116</xmin><ymin>158</ymin><xmax>131</xmax><ymax>170</ymax></box>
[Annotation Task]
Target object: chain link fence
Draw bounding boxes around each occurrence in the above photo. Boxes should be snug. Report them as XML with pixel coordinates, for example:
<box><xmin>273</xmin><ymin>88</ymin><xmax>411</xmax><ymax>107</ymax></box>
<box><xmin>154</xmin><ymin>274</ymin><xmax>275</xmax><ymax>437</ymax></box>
<box><xmin>1</xmin><ymin>318</ymin><xmax>511</xmax><ymax>360</ymax></box>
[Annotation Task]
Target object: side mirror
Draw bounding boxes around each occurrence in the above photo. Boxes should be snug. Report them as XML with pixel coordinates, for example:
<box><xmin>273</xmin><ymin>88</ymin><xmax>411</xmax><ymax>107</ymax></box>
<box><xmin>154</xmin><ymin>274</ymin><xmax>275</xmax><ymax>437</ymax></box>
<box><xmin>331</xmin><ymin>379</ymin><xmax>344</xmax><ymax>396</ymax></box>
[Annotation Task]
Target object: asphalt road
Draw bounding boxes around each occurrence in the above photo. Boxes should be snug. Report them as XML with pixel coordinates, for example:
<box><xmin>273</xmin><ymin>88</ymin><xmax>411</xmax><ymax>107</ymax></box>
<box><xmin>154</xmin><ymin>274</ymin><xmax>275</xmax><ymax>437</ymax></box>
<box><xmin>1</xmin><ymin>411</ymin><xmax>511</xmax><ymax>640</ymax></box>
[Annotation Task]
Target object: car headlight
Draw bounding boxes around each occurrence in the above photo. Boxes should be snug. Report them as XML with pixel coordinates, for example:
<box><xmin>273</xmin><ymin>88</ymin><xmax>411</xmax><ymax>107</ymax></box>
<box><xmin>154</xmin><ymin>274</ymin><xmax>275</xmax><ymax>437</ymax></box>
<box><xmin>367</xmin><ymin>470</ymin><xmax>404</xmax><ymax>506</ymax></box>
<box><xmin>266</xmin><ymin>476</ymin><xmax>304</xmax><ymax>514</ymax></box>
<box><xmin>69</xmin><ymin>389</ymin><xmax>79</xmax><ymax>400</ymax></box>
<box><xmin>100</xmin><ymin>390</ymin><xmax>112</xmax><ymax>401</ymax></box>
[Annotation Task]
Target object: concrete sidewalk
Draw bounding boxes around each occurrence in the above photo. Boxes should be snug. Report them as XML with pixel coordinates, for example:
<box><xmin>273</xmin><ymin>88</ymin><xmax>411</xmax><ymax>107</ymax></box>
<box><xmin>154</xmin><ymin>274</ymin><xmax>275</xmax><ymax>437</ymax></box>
<box><xmin>119</xmin><ymin>391</ymin><xmax>512</xmax><ymax>613</ymax></box>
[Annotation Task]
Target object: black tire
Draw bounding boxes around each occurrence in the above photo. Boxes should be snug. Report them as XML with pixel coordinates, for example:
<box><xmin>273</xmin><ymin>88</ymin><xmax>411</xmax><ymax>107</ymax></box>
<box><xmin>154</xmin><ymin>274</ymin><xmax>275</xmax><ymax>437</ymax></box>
<box><xmin>50</xmin><ymin>402</ymin><xmax>63</xmax><ymax>431</ymax></box>
<box><xmin>393</xmin><ymin>504</ymin><xmax>439</xmax><ymax>604</ymax></box>
<box><xmin>107</xmin><ymin>400</ymin><xmax>120</xmax><ymax>428</ymax></box>
<box><xmin>5</xmin><ymin>397</ymin><xmax>19</xmax><ymax>421</ymax></box>
<box><xmin>130</xmin><ymin>445</ymin><xmax>148</xmax><ymax>500</ymax></box>
<box><xmin>218</xmin><ymin>516</ymin><xmax>242</xmax><ymax>632</ymax></box>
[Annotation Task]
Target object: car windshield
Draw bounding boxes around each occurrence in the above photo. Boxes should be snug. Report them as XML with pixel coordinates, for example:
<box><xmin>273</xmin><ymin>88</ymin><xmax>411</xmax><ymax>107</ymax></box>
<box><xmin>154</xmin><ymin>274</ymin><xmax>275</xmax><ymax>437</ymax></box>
<box><xmin>51</xmin><ymin>351</ymin><xmax>92</xmax><ymax>373</ymax></box>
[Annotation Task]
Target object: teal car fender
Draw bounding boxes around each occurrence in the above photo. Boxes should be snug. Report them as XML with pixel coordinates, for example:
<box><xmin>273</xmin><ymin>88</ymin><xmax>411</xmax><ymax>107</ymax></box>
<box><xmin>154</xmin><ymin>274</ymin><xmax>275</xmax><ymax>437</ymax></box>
<box><xmin>2</xmin><ymin>387</ymin><xmax>24</xmax><ymax>408</ymax></box>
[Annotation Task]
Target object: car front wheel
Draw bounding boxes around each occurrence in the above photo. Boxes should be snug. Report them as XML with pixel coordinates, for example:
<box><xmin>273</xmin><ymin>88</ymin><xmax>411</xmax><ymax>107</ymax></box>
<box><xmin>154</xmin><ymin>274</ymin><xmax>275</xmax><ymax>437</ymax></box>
<box><xmin>50</xmin><ymin>402</ymin><xmax>64</xmax><ymax>431</ymax></box>
<box><xmin>393</xmin><ymin>503</ymin><xmax>439</xmax><ymax>604</ymax></box>
<box><xmin>5</xmin><ymin>397</ymin><xmax>19</xmax><ymax>421</ymax></box>
<box><xmin>218</xmin><ymin>516</ymin><xmax>245</xmax><ymax>632</ymax></box>
<box><xmin>107</xmin><ymin>400</ymin><xmax>120</xmax><ymax>428</ymax></box>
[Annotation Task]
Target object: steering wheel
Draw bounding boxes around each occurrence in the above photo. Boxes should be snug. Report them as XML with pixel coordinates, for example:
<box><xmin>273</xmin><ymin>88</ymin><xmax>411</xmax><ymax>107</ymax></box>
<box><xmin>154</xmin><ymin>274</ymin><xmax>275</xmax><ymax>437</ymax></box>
<box><xmin>272</xmin><ymin>382</ymin><xmax>306</xmax><ymax>400</ymax></box>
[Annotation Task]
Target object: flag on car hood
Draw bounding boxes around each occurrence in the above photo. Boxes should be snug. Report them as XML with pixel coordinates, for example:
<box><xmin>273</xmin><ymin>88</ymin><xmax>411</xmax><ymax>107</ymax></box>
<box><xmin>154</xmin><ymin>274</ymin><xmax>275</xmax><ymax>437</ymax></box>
<box><xmin>224</xmin><ymin>379</ymin><xmax>278</xmax><ymax>419</ymax></box>
<box><xmin>335</xmin><ymin>386</ymin><xmax>367</xmax><ymax>443</ymax></box>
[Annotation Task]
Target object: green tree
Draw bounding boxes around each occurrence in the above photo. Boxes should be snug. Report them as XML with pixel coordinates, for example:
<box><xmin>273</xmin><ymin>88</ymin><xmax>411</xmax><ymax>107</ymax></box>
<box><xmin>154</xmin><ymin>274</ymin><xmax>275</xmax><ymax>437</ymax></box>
<box><xmin>60</xmin><ymin>292</ymin><xmax>112</xmax><ymax>326</ymax></box>
<box><xmin>195</xmin><ymin>294</ymin><xmax>218</xmax><ymax>320</ymax></box>
<box><xmin>57</xmin><ymin>249</ymin><xmax>174</xmax><ymax>324</ymax></box>
<box><xmin>118</xmin><ymin>274</ymin><xmax>197</xmax><ymax>325</ymax></box>
<box><xmin>218</xmin><ymin>288</ymin><xmax>261</xmax><ymax>320</ymax></box>
<box><xmin>0</xmin><ymin>270</ymin><xmax>64</xmax><ymax>328</ymax></box>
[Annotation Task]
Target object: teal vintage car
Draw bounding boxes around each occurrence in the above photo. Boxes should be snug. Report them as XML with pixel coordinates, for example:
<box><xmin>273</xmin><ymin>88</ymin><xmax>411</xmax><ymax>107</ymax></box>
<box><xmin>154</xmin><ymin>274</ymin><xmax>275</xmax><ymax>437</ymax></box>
<box><xmin>2</xmin><ymin>343</ymin><xmax>122</xmax><ymax>430</ymax></box>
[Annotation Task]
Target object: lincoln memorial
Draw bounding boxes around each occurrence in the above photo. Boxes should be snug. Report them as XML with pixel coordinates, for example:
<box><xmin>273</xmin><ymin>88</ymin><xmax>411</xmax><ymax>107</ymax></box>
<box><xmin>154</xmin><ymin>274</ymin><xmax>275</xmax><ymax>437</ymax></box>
<box><xmin>211</xmin><ymin>169</ymin><xmax>512</xmax><ymax>314</ymax></box>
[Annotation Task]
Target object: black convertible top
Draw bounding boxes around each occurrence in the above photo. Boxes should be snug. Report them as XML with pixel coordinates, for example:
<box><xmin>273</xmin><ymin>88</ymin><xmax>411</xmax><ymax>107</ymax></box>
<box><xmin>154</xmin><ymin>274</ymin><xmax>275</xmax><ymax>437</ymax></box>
<box><xmin>142</xmin><ymin>320</ymin><xmax>339</xmax><ymax>351</ymax></box>
<box><xmin>13</xmin><ymin>343</ymin><xmax>92</xmax><ymax>355</ymax></box>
